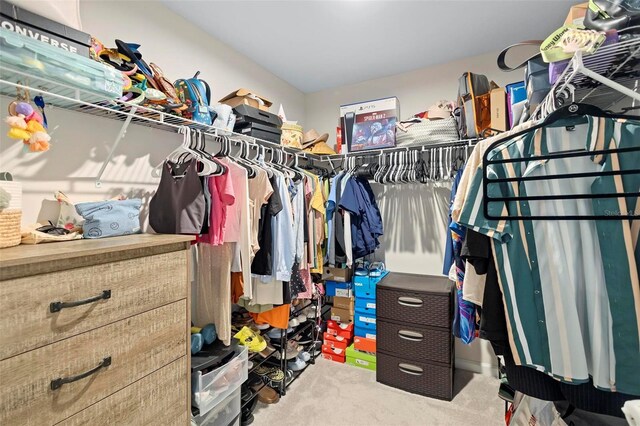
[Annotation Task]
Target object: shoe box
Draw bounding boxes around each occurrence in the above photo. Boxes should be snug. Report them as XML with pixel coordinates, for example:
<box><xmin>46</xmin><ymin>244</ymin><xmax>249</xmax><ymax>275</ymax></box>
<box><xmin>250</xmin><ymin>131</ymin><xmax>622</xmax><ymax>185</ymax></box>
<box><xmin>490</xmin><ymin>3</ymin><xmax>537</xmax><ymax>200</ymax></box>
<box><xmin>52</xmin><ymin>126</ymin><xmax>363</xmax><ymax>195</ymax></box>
<box><xmin>323</xmin><ymin>267</ymin><xmax>352</xmax><ymax>283</ymax></box>
<box><xmin>353</xmin><ymin>270</ymin><xmax>389</xmax><ymax>299</ymax></box>
<box><xmin>236</xmin><ymin>122</ymin><xmax>282</xmax><ymax>144</ymax></box>
<box><xmin>326</xmin><ymin>320</ymin><xmax>354</xmax><ymax>340</ymax></box>
<box><xmin>354</xmin><ymin>325</ymin><xmax>376</xmax><ymax>340</ymax></box>
<box><xmin>354</xmin><ymin>336</ymin><xmax>376</xmax><ymax>354</ymax></box>
<box><xmin>322</xmin><ymin>345</ymin><xmax>346</xmax><ymax>363</ymax></box>
<box><xmin>330</xmin><ymin>307</ymin><xmax>353</xmax><ymax>323</ymax></box>
<box><xmin>326</xmin><ymin>280</ymin><xmax>352</xmax><ymax>298</ymax></box>
<box><xmin>354</xmin><ymin>297</ymin><xmax>375</xmax><ymax>312</ymax></box>
<box><xmin>333</xmin><ymin>296</ymin><xmax>355</xmax><ymax>311</ymax></box>
<box><xmin>354</xmin><ymin>313</ymin><xmax>376</xmax><ymax>336</ymax></box>
<box><xmin>232</xmin><ymin>104</ymin><xmax>282</xmax><ymax>143</ymax></box>
<box><xmin>346</xmin><ymin>343</ymin><xmax>377</xmax><ymax>372</ymax></box>
<box><xmin>323</xmin><ymin>332</ymin><xmax>350</xmax><ymax>351</ymax></box>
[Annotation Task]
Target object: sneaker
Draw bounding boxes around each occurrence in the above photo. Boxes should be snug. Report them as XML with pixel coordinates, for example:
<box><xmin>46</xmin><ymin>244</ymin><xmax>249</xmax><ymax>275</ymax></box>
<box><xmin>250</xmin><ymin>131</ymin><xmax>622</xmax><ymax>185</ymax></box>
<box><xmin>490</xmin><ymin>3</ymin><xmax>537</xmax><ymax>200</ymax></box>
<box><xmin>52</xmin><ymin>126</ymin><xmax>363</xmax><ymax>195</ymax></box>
<box><xmin>255</xmin><ymin>323</ymin><xmax>270</xmax><ymax>330</ymax></box>
<box><xmin>288</xmin><ymin>357</ymin><xmax>306</xmax><ymax>371</ymax></box>
<box><xmin>267</xmin><ymin>328</ymin><xmax>286</xmax><ymax>340</ymax></box>
<box><xmin>368</xmin><ymin>261</ymin><xmax>386</xmax><ymax>277</ymax></box>
<box><xmin>298</xmin><ymin>351</ymin><xmax>311</xmax><ymax>362</ymax></box>
<box><xmin>355</xmin><ymin>260</ymin><xmax>370</xmax><ymax>276</ymax></box>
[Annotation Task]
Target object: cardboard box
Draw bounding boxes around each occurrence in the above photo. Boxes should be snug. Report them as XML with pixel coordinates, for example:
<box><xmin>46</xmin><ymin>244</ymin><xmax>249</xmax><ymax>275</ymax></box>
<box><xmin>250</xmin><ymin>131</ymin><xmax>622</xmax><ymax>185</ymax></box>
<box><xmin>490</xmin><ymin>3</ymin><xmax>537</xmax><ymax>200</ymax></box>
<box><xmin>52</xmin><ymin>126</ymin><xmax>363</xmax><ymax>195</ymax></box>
<box><xmin>565</xmin><ymin>2</ymin><xmax>588</xmax><ymax>26</ymax></box>
<box><xmin>353</xmin><ymin>270</ymin><xmax>389</xmax><ymax>299</ymax></box>
<box><xmin>326</xmin><ymin>281</ymin><xmax>352</xmax><ymax>298</ymax></box>
<box><xmin>331</xmin><ymin>307</ymin><xmax>354</xmax><ymax>323</ymax></box>
<box><xmin>490</xmin><ymin>88</ymin><xmax>508</xmax><ymax>132</ymax></box>
<box><xmin>0</xmin><ymin>0</ymin><xmax>91</xmax><ymax>56</ymax></box>
<box><xmin>324</xmin><ymin>332</ymin><xmax>350</xmax><ymax>351</ymax></box>
<box><xmin>340</xmin><ymin>97</ymin><xmax>399</xmax><ymax>152</ymax></box>
<box><xmin>354</xmin><ymin>336</ymin><xmax>377</xmax><ymax>354</ymax></box>
<box><xmin>323</xmin><ymin>267</ymin><xmax>352</xmax><ymax>283</ymax></box>
<box><xmin>219</xmin><ymin>88</ymin><xmax>273</xmax><ymax>112</ymax></box>
<box><xmin>327</xmin><ymin>320</ymin><xmax>354</xmax><ymax>340</ymax></box>
<box><xmin>346</xmin><ymin>344</ymin><xmax>376</xmax><ymax>371</ymax></box>
<box><xmin>322</xmin><ymin>344</ymin><xmax>346</xmax><ymax>363</ymax></box>
<box><xmin>333</xmin><ymin>296</ymin><xmax>355</xmax><ymax>311</ymax></box>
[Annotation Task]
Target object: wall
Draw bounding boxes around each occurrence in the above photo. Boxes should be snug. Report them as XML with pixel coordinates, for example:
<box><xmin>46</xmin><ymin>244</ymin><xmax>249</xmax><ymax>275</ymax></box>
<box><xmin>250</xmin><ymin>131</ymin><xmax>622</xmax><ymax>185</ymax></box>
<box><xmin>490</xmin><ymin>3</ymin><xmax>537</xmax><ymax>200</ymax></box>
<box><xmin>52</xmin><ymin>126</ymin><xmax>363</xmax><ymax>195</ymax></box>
<box><xmin>305</xmin><ymin>51</ymin><xmax>522</xmax><ymax>375</ymax></box>
<box><xmin>0</xmin><ymin>0</ymin><xmax>306</xmax><ymax>224</ymax></box>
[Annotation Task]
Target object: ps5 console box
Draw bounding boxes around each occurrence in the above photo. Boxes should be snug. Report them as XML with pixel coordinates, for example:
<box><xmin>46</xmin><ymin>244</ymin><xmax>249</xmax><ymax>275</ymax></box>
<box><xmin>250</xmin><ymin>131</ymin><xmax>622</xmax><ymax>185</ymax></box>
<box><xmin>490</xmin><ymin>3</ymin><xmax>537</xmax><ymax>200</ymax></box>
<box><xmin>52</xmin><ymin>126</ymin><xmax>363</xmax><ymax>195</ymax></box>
<box><xmin>340</xmin><ymin>97</ymin><xmax>399</xmax><ymax>152</ymax></box>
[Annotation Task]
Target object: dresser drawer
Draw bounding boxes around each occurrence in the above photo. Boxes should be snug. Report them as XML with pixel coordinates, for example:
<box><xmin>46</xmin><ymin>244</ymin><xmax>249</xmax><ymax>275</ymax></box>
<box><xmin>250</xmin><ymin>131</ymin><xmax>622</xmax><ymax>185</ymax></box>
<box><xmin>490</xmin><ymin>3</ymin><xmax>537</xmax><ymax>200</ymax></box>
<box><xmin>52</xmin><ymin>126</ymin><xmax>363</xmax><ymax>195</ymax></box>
<box><xmin>0</xmin><ymin>251</ymin><xmax>187</xmax><ymax>360</ymax></box>
<box><xmin>377</xmin><ymin>320</ymin><xmax>451</xmax><ymax>365</ymax></box>
<box><xmin>376</xmin><ymin>288</ymin><xmax>450</xmax><ymax>328</ymax></box>
<box><xmin>60</xmin><ymin>357</ymin><xmax>188</xmax><ymax>426</ymax></box>
<box><xmin>376</xmin><ymin>351</ymin><xmax>453</xmax><ymax>401</ymax></box>
<box><xmin>0</xmin><ymin>301</ymin><xmax>186</xmax><ymax>426</ymax></box>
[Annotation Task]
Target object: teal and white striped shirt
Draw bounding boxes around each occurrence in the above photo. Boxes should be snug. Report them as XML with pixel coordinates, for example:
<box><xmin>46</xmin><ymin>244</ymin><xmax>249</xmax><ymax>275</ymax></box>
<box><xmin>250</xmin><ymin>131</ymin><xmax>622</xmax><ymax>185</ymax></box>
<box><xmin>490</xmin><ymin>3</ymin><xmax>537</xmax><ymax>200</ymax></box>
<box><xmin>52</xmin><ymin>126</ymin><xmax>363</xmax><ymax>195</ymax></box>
<box><xmin>458</xmin><ymin>116</ymin><xmax>640</xmax><ymax>394</ymax></box>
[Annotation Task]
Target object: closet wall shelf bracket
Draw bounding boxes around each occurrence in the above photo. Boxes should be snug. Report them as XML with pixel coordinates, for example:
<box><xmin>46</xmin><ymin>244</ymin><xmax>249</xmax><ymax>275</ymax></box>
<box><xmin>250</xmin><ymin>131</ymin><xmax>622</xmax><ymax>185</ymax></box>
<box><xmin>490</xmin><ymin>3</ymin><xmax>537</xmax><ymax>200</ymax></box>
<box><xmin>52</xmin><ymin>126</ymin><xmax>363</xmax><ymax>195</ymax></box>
<box><xmin>94</xmin><ymin>107</ymin><xmax>137</xmax><ymax>188</ymax></box>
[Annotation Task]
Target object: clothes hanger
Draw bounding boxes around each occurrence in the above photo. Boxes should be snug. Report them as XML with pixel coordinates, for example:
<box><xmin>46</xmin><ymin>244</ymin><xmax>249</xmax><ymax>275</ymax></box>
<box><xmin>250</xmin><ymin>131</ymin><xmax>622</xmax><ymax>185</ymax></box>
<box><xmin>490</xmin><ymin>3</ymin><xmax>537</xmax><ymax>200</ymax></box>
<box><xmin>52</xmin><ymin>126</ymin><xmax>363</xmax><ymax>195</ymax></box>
<box><xmin>487</xmin><ymin>102</ymin><xmax>640</xmax><ymax>162</ymax></box>
<box><xmin>151</xmin><ymin>126</ymin><xmax>200</xmax><ymax>177</ymax></box>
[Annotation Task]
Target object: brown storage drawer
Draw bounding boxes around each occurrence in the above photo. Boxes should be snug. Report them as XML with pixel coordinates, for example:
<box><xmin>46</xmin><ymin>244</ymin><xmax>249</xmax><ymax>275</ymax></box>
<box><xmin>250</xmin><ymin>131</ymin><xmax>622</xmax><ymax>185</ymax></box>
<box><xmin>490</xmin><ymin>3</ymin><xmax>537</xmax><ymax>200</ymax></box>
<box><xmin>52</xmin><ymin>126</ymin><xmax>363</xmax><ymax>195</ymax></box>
<box><xmin>377</xmin><ymin>288</ymin><xmax>450</xmax><ymax>328</ymax></box>
<box><xmin>376</xmin><ymin>351</ymin><xmax>453</xmax><ymax>401</ymax></box>
<box><xmin>0</xmin><ymin>301</ymin><xmax>186</xmax><ymax>426</ymax></box>
<box><xmin>0</xmin><ymin>251</ymin><xmax>187</xmax><ymax>360</ymax></box>
<box><xmin>60</xmin><ymin>357</ymin><xmax>188</xmax><ymax>426</ymax></box>
<box><xmin>377</xmin><ymin>319</ymin><xmax>451</xmax><ymax>365</ymax></box>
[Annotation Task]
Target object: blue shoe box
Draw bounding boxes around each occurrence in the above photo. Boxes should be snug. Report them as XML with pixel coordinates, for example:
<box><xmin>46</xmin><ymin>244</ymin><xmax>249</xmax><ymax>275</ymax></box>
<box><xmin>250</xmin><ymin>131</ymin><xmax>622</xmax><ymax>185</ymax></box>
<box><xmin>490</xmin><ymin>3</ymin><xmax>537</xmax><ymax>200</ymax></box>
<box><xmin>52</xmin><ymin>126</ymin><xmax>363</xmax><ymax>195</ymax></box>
<box><xmin>355</xmin><ymin>297</ymin><xmax>376</xmax><ymax>314</ymax></box>
<box><xmin>354</xmin><ymin>324</ymin><xmax>376</xmax><ymax>340</ymax></box>
<box><xmin>353</xmin><ymin>270</ymin><xmax>389</xmax><ymax>299</ymax></box>
<box><xmin>326</xmin><ymin>280</ymin><xmax>352</xmax><ymax>297</ymax></box>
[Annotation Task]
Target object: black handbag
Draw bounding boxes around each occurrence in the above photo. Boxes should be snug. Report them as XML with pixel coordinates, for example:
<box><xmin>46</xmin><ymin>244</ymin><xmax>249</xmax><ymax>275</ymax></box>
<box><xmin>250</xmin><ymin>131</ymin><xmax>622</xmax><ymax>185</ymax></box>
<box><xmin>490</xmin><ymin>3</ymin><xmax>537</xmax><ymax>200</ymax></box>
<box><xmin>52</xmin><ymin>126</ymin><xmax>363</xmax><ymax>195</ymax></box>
<box><xmin>583</xmin><ymin>0</ymin><xmax>640</xmax><ymax>32</ymax></box>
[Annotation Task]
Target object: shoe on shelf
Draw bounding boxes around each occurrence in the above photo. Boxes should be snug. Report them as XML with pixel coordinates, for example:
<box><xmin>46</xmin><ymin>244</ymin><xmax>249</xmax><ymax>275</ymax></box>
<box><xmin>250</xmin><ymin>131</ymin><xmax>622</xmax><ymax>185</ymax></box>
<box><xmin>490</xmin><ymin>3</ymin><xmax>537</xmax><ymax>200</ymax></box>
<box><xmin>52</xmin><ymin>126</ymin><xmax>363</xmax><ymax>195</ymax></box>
<box><xmin>289</xmin><ymin>317</ymin><xmax>300</xmax><ymax>328</ymax></box>
<box><xmin>368</xmin><ymin>261</ymin><xmax>386</xmax><ymax>277</ymax></box>
<box><xmin>288</xmin><ymin>357</ymin><xmax>306</xmax><ymax>372</ymax></box>
<box><xmin>355</xmin><ymin>260</ymin><xmax>370</xmax><ymax>276</ymax></box>
<box><xmin>251</xmin><ymin>383</ymin><xmax>280</xmax><ymax>404</ymax></box>
<box><xmin>298</xmin><ymin>351</ymin><xmax>311</xmax><ymax>362</ymax></box>
<box><xmin>267</xmin><ymin>328</ymin><xmax>286</xmax><ymax>340</ymax></box>
<box><xmin>258</xmin><ymin>343</ymin><xmax>276</xmax><ymax>359</ymax></box>
<box><xmin>233</xmin><ymin>326</ymin><xmax>267</xmax><ymax>353</ymax></box>
<box><xmin>273</xmin><ymin>339</ymin><xmax>302</xmax><ymax>360</ymax></box>
<box><xmin>255</xmin><ymin>323</ymin><xmax>270</xmax><ymax>330</ymax></box>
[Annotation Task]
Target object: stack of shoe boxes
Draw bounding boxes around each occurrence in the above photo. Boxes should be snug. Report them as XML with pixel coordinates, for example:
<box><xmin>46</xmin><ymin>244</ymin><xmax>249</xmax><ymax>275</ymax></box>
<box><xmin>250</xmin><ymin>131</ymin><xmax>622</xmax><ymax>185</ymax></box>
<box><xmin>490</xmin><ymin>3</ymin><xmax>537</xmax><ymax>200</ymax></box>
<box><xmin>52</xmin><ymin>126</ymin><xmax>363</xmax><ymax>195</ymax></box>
<box><xmin>322</xmin><ymin>320</ymin><xmax>354</xmax><ymax>363</ymax></box>
<box><xmin>348</xmin><ymin>270</ymin><xmax>390</xmax><ymax>371</ymax></box>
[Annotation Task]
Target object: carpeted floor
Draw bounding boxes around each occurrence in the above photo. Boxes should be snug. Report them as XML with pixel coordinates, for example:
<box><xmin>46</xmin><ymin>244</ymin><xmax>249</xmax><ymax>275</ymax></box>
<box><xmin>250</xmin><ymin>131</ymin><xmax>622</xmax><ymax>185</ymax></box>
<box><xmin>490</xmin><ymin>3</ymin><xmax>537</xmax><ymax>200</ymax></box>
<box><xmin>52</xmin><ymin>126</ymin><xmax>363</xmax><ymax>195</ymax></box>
<box><xmin>251</xmin><ymin>358</ymin><xmax>504</xmax><ymax>426</ymax></box>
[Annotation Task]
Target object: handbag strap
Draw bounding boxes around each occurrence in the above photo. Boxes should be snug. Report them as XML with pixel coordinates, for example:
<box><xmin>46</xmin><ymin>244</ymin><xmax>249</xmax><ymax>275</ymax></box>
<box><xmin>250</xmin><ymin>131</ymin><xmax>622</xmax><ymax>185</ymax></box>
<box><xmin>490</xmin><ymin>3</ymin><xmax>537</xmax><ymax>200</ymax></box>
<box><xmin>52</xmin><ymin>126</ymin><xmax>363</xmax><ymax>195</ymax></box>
<box><xmin>497</xmin><ymin>40</ymin><xmax>543</xmax><ymax>71</ymax></box>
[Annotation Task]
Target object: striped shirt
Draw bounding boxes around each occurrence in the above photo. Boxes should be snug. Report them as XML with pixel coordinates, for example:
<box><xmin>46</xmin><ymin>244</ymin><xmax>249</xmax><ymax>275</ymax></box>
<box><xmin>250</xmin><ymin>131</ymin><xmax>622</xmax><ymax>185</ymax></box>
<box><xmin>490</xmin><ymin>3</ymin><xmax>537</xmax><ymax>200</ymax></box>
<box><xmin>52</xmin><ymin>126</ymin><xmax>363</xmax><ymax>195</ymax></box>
<box><xmin>458</xmin><ymin>116</ymin><xmax>640</xmax><ymax>394</ymax></box>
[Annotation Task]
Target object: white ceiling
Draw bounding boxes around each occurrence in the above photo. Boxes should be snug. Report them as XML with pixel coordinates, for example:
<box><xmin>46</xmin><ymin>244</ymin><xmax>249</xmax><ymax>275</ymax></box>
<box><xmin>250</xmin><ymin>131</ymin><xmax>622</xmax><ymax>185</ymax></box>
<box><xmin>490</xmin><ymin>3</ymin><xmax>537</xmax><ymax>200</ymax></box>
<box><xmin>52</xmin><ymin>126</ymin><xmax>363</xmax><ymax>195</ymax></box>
<box><xmin>163</xmin><ymin>1</ymin><xmax>572</xmax><ymax>93</ymax></box>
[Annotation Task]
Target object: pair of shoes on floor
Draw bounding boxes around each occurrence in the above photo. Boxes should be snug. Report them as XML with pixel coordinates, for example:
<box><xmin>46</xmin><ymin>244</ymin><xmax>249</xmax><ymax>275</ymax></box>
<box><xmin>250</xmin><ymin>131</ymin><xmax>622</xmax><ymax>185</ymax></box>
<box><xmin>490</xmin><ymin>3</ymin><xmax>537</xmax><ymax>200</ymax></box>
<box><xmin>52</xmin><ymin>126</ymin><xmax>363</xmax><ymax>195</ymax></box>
<box><xmin>355</xmin><ymin>260</ymin><xmax>386</xmax><ymax>277</ymax></box>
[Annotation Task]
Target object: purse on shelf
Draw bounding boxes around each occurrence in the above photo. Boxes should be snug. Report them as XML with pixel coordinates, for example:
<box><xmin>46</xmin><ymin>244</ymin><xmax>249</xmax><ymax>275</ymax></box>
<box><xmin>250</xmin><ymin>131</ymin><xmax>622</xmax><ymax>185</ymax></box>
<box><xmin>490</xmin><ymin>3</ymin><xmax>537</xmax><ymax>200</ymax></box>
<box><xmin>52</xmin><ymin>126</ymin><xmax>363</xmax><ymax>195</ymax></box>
<box><xmin>75</xmin><ymin>199</ymin><xmax>142</xmax><ymax>239</ymax></box>
<box><xmin>396</xmin><ymin>117</ymin><xmax>460</xmax><ymax>146</ymax></box>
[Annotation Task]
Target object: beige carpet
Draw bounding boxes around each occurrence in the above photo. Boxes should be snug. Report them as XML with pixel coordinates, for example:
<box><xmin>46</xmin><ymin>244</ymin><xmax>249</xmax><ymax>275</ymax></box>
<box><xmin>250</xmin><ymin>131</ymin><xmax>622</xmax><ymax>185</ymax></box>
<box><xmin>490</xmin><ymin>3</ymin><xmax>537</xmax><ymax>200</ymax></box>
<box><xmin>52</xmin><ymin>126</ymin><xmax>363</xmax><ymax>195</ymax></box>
<box><xmin>251</xmin><ymin>358</ymin><xmax>504</xmax><ymax>426</ymax></box>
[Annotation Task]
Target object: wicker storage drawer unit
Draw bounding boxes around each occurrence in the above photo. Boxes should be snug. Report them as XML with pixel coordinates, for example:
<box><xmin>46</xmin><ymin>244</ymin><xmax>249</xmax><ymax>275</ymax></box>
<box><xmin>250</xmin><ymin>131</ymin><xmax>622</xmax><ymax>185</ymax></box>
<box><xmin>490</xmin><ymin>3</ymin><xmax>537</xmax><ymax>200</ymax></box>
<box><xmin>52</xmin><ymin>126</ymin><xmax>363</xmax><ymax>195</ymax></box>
<box><xmin>376</xmin><ymin>273</ymin><xmax>454</xmax><ymax>401</ymax></box>
<box><xmin>0</xmin><ymin>234</ymin><xmax>193</xmax><ymax>426</ymax></box>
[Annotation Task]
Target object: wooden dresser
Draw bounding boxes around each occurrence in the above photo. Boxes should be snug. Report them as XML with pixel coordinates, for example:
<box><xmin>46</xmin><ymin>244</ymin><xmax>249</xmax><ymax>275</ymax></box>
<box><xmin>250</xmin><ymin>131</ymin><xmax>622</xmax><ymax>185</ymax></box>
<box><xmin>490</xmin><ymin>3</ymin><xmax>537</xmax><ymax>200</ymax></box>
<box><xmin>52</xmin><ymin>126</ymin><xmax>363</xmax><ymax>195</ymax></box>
<box><xmin>0</xmin><ymin>234</ymin><xmax>193</xmax><ymax>425</ymax></box>
<box><xmin>376</xmin><ymin>273</ymin><xmax>455</xmax><ymax>401</ymax></box>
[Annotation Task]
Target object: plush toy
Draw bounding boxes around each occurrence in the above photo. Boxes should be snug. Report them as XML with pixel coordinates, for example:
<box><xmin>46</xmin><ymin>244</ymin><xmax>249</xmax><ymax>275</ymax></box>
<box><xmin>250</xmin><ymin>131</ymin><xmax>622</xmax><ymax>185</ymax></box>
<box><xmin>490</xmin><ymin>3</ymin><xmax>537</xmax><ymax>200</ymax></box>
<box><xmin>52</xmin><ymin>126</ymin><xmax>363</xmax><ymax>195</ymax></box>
<box><xmin>5</xmin><ymin>101</ymin><xmax>50</xmax><ymax>152</ymax></box>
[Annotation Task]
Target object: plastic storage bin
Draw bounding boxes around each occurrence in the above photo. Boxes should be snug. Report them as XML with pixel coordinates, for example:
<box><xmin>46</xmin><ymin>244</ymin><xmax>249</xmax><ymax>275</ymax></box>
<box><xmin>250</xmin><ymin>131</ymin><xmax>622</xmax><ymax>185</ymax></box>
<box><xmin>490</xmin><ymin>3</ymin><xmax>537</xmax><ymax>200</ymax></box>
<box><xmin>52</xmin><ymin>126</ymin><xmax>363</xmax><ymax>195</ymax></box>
<box><xmin>0</xmin><ymin>28</ymin><xmax>123</xmax><ymax>99</ymax></box>
<box><xmin>192</xmin><ymin>345</ymin><xmax>248</xmax><ymax>415</ymax></box>
<box><xmin>193</xmin><ymin>386</ymin><xmax>241</xmax><ymax>426</ymax></box>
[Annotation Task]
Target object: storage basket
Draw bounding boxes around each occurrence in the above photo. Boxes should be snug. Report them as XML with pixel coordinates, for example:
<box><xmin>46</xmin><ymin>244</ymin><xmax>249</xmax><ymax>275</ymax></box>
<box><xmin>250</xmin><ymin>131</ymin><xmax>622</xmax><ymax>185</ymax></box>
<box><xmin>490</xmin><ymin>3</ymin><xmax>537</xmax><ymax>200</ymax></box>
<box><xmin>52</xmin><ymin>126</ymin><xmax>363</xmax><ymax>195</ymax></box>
<box><xmin>0</xmin><ymin>180</ymin><xmax>22</xmax><ymax>248</ymax></box>
<box><xmin>281</xmin><ymin>123</ymin><xmax>303</xmax><ymax>149</ymax></box>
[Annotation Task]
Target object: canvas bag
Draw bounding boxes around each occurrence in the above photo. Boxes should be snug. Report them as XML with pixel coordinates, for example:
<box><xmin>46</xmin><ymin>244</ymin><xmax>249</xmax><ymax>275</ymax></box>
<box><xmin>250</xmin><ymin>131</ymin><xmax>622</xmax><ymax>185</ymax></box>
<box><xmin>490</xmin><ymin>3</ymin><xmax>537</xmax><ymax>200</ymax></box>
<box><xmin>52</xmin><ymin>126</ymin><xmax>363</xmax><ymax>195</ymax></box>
<box><xmin>455</xmin><ymin>72</ymin><xmax>493</xmax><ymax>138</ymax></box>
<box><xmin>396</xmin><ymin>117</ymin><xmax>460</xmax><ymax>146</ymax></box>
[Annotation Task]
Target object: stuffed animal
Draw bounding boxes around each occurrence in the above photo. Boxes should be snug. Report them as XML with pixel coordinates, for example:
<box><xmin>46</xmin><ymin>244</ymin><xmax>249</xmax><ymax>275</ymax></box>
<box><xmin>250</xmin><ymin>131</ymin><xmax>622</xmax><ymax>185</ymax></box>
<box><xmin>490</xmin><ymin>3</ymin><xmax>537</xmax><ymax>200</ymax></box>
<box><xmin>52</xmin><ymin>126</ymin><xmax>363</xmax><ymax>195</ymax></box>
<box><xmin>5</xmin><ymin>101</ymin><xmax>50</xmax><ymax>152</ymax></box>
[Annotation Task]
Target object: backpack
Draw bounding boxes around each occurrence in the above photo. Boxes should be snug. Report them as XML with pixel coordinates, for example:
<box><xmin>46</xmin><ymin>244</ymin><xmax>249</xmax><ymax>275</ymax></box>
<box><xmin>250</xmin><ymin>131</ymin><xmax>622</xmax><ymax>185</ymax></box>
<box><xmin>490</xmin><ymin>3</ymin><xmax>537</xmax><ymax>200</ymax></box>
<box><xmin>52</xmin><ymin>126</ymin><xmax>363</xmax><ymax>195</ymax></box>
<box><xmin>455</xmin><ymin>72</ymin><xmax>493</xmax><ymax>138</ymax></box>
<box><xmin>174</xmin><ymin>72</ymin><xmax>215</xmax><ymax>125</ymax></box>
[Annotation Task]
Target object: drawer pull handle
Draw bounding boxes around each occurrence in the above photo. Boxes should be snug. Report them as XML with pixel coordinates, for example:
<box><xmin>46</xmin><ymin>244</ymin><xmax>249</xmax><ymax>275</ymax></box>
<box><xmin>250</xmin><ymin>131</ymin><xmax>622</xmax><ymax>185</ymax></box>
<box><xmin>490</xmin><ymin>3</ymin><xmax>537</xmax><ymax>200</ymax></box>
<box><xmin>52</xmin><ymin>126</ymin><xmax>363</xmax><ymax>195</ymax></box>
<box><xmin>50</xmin><ymin>356</ymin><xmax>112</xmax><ymax>390</ymax></box>
<box><xmin>398</xmin><ymin>330</ymin><xmax>424</xmax><ymax>341</ymax></box>
<box><xmin>50</xmin><ymin>290</ymin><xmax>111</xmax><ymax>313</ymax></box>
<box><xmin>398</xmin><ymin>363</ymin><xmax>424</xmax><ymax>376</ymax></box>
<box><xmin>397</xmin><ymin>296</ymin><xmax>423</xmax><ymax>308</ymax></box>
